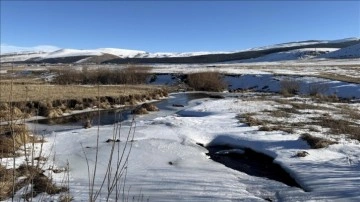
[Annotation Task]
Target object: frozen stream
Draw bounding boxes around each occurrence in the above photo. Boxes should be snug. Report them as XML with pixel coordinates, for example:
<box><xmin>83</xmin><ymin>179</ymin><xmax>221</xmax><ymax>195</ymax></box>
<box><xmin>25</xmin><ymin>92</ymin><xmax>310</xmax><ymax>201</ymax></box>
<box><xmin>20</xmin><ymin>74</ymin><xmax>360</xmax><ymax>201</ymax></box>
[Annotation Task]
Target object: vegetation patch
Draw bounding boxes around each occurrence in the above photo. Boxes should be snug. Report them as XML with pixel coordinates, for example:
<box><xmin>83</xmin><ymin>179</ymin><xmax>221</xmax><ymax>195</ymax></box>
<box><xmin>280</xmin><ymin>78</ymin><xmax>300</xmax><ymax>96</ymax></box>
<box><xmin>237</xmin><ymin>113</ymin><xmax>268</xmax><ymax>126</ymax></box>
<box><xmin>318</xmin><ymin>73</ymin><xmax>360</xmax><ymax>84</ymax></box>
<box><xmin>186</xmin><ymin>71</ymin><xmax>226</xmax><ymax>92</ymax></box>
<box><xmin>312</xmin><ymin>117</ymin><xmax>360</xmax><ymax>140</ymax></box>
<box><xmin>0</xmin><ymin>124</ymin><xmax>40</xmax><ymax>158</ymax></box>
<box><xmin>0</xmin><ymin>164</ymin><xmax>67</xmax><ymax>200</ymax></box>
<box><xmin>300</xmin><ymin>133</ymin><xmax>337</xmax><ymax>149</ymax></box>
<box><xmin>0</xmin><ymin>85</ymin><xmax>167</xmax><ymax>118</ymax></box>
<box><xmin>52</xmin><ymin>66</ymin><xmax>152</xmax><ymax>85</ymax></box>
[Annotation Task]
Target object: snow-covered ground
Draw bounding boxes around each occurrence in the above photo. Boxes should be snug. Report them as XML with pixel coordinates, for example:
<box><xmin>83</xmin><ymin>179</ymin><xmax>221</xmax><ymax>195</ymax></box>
<box><xmin>3</xmin><ymin>92</ymin><xmax>359</xmax><ymax>201</ymax></box>
<box><xmin>320</xmin><ymin>43</ymin><xmax>360</xmax><ymax>59</ymax></box>
<box><xmin>234</xmin><ymin>48</ymin><xmax>338</xmax><ymax>63</ymax></box>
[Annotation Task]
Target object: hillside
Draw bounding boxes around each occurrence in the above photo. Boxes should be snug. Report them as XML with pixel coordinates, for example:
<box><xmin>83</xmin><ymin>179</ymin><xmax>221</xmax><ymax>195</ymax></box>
<box><xmin>1</xmin><ymin>38</ymin><xmax>359</xmax><ymax>64</ymax></box>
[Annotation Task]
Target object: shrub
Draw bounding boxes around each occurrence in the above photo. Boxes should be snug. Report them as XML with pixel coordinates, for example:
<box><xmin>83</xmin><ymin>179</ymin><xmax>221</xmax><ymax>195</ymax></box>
<box><xmin>186</xmin><ymin>71</ymin><xmax>226</xmax><ymax>92</ymax></box>
<box><xmin>52</xmin><ymin>66</ymin><xmax>152</xmax><ymax>85</ymax></box>
<box><xmin>280</xmin><ymin>78</ymin><xmax>300</xmax><ymax>96</ymax></box>
<box><xmin>308</xmin><ymin>83</ymin><xmax>329</xmax><ymax>96</ymax></box>
<box><xmin>300</xmin><ymin>133</ymin><xmax>336</xmax><ymax>149</ymax></box>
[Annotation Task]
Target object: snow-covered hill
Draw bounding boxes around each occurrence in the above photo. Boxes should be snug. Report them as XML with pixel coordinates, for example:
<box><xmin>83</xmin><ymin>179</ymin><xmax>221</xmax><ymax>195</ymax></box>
<box><xmin>1</xmin><ymin>37</ymin><xmax>359</xmax><ymax>63</ymax></box>
<box><xmin>249</xmin><ymin>37</ymin><xmax>359</xmax><ymax>51</ymax></box>
<box><xmin>237</xmin><ymin>48</ymin><xmax>339</xmax><ymax>63</ymax></box>
<box><xmin>319</xmin><ymin>43</ymin><xmax>360</xmax><ymax>59</ymax></box>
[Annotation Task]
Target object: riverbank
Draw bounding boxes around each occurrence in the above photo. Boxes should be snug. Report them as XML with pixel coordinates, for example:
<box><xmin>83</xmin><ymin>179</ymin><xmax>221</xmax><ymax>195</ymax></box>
<box><xmin>0</xmin><ymin>84</ymin><xmax>168</xmax><ymax>120</ymax></box>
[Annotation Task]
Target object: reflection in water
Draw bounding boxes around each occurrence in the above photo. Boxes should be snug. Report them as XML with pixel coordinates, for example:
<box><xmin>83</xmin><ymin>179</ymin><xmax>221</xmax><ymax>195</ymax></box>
<box><xmin>28</xmin><ymin>93</ymin><xmax>210</xmax><ymax>134</ymax></box>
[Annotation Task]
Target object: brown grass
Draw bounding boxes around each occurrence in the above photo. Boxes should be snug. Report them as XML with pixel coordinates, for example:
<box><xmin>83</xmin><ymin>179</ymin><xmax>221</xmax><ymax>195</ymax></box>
<box><xmin>280</xmin><ymin>78</ymin><xmax>300</xmax><ymax>96</ymax></box>
<box><xmin>237</xmin><ymin>113</ymin><xmax>269</xmax><ymax>126</ymax></box>
<box><xmin>0</xmin><ymin>124</ymin><xmax>39</xmax><ymax>157</ymax></box>
<box><xmin>187</xmin><ymin>71</ymin><xmax>226</xmax><ymax>92</ymax></box>
<box><xmin>0</xmin><ymin>84</ymin><xmax>164</xmax><ymax>103</ymax></box>
<box><xmin>339</xmin><ymin>105</ymin><xmax>360</xmax><ymax>120</ymax></box>
<box><xmin>300</xmin><ymin>133</ymin><xmax>337</xmax><ymax>149</ymax></box>
<box><xmin>0</xmin><ymin>164</ymin><xmax>67</xmax><ymax>200</ymax></box>
<box><xmin>318</xmin><ymin>73</ymin><xmax>360</xmax><ymax>84</ymax></box>
<box><xmin>313</xmin><ymin>117</ymin><xmax>360</xmax><ymax>140</ymax></box>
<box><xmin>52</xmin><ymin>66</ymin><xmax>152</xmax><ymax>85</ymax></box>
<box><xmin>307</xmin><ymin>83</ymin><xmax>329</xmax><ymax>96</ymax></box>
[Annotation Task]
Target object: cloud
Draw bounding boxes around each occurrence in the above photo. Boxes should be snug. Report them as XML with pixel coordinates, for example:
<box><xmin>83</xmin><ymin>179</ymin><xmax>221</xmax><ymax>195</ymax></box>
<box><xmin>0</xmin><ymin>44</ymin><xmax>60</xmax><ymax>54</ymax></box>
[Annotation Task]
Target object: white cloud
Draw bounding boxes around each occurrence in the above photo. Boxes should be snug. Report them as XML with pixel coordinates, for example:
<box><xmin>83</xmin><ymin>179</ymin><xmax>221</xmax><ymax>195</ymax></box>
<box><xmin>0</xmin><ymin>44</ymin><xmax>60</xmax><ymax>54</ymax></box>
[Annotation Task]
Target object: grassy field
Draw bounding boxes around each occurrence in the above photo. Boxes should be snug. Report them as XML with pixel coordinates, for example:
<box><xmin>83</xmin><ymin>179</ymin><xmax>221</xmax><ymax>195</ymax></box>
<box><xmin>0</xmin><ymin>84</ymin><xmax>165</xmax><ymax>103</ymax></box>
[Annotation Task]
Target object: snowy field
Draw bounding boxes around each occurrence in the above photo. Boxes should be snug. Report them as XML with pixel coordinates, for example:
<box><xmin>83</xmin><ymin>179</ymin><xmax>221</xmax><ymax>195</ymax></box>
<box><xmin>2</xmin><ymin>91</ymin><xmax>359</xmax><ymax>201</ymax></box>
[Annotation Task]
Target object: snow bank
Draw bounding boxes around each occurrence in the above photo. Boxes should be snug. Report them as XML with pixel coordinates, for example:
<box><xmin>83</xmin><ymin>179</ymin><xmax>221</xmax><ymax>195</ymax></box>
<box><xmin>13</xmin><ymin>94</ymin><xmax>358</xmax><ymax>201</ymax></box>
<box><xmin>320</xmin><ymin>43</ymin><xmax>360</xmax><ymax>59</ymax></box>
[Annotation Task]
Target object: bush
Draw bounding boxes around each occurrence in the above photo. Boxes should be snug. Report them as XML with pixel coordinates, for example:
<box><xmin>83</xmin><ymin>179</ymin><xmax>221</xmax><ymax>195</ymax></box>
<box><xmin>308</xmin><ymin>83</ymin><xmax>329</xmax><ymax>96</ymax></box>
<box><xmin>52</xmin><ymin>66</ymin><xmax>152</xmax><ymax>85</ymax></box>
<box><xmin>300</xmin><ymin>133</ymin><xmax>336</xmax><ymax>149</ymax></box>
<box><xmin>280</xmin><ymin>78</ymin><xmax>300</xmax><ymax>96</ymax></box>
<box><xmin>186</xmin><ymin>71</ymin><xmax>226</xmax><ymax>92</ymax></box>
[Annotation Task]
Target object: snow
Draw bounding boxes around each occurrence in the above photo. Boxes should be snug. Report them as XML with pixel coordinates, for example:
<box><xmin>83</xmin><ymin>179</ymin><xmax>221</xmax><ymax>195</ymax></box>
<box><xmin>235</xmin><ymin>48</ymin><xmax>339</xmax><ymax>63</ymax></box>
<box><xmin>0</xmin><ymin>51</ymin><xmax>49</xmax><ymax>63</ymax></box>
<box><xmin>2</xmin><ymin>38</ymin><xmax>358</xmax><ymax>63</ymax></box>
<box><xmin>42</xmin><ymin>49</ymin><xmax>103</xmax><ymax>58</ymax></box>
<box><xmin>224</xmin><ymin>75</ymin><xmax>360</xmax><ymax>99</ymax></box>
<box><xmin>147</xmin><ymin>51</ymin><xmax>233</xmax><ymax>58</ymax></box>
<box><xmin>3</xmin><ymin>91</ymin><xmax>359</xmax><ymax>201</ymax></box>
<box><xmin>249</xmin><ymin>38</ymin><xmax>359</xmax><ymax>51</ymax></box>
<box><xmin>320</xmin><ymin>43</ymin><xmax>360</xmax><ymax>59</ymax></box>
<box><xmin>97</xmin><ymin>48</ymin><xmax>147</xmax><ymax>58</ymax></box>
<box><xmin>0</xmin><ymin>44</ymin><xmax>59</xmax><ymax>54</ymax></box>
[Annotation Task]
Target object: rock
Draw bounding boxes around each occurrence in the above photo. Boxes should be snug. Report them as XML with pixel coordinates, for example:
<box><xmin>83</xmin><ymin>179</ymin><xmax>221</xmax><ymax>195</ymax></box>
<box><xmin>294</xmin><ymin>151</ymin><xmax>309</xmax><ymax>157</ymax></box>
<box><xmin>209</xmin><ymin>94</ymin><xmax>225</xmax><ymax>99</ymax></box>
<box><xmin>172</xmin><ymin>104</ymin><xmax>184</xmax><ymax>107</ymax></box>
<box><xmin>105</xmin><ymin>139</ymin><xmax>120</xmax><ymax>143</ymax></box>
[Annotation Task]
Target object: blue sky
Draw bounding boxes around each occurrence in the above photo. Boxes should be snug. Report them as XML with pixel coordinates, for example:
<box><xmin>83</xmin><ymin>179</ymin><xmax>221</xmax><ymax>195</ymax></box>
<box><xmin>1</xmin><ymin>1</ymin><xmax>359</xmax><ymax>52</ymax></box>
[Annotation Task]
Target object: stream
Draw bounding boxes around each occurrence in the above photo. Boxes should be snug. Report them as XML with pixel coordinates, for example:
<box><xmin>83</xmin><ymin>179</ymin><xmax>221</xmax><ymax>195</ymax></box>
<box><xmin>26</xmin><ymin>92</ymin><xmax>306</xmax><ymax>192</ymax></box>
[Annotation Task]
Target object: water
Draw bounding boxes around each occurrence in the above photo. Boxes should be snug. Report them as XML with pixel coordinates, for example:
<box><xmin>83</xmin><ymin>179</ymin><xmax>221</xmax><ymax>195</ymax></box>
<box><xmin>26</xmin><ymin>92</ymin><xmax>305</xmax><ymax>193</ymax></box>
<box><xmin>27</xmin><ymin>93</ymin><xmax>210</xmax><ymax>134</ymax></box>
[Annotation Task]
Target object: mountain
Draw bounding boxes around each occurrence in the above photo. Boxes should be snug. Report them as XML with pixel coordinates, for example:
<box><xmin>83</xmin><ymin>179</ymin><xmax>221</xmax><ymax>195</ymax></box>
<box><xmin>230</xmin><ymin>48</ymin><xmax>339</xmax><ymax>63</ymax></box>
<box><xmin>319</xmin><ymin>43</ymin><xmax>360</xmax><ymax>59</ymax></box>
<box><xmin>1</xmin><ymin>38</ymin><xmax>359</xmax><ymax>64</ymax></box>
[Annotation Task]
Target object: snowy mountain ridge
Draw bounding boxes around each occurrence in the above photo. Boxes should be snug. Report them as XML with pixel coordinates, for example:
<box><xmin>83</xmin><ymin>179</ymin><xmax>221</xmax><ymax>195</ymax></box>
<box><xmin>1</xmin><ymin>37</ymin><xmax>359</xmax><ymax>63</ymax></box>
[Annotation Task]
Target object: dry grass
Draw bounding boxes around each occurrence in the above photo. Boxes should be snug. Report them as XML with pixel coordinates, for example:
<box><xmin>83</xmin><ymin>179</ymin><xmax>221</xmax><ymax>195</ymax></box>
<box><xmin>318</xmin><ymin>73</ymin><xmax>360</xmax><ymax>84</ymax></box>
<box><xmin>0</xmin><ymin>84</ymin><xmax>167</xmax><ymax>118</ymax></box>
<box><xmin>280</xmin><ymin>78</ymin><xmax>300</xmax><ymax>96</ymax></box>
<box><xmin>0</xmin><ymin>164</ymin><xmax>67</xmax><ymax>200</ymax></box>
<box><xmin>307</xmin><ymin>83</ymin><xmax>329</xmax><ymax>96</ymax></box>
<box><xmin>0</xmin><ymin>84</ymin><xmax>164</xmax><ymax>103</ymax></box>
<box><xmin>269</xmin><ymin>110</ymin><xmax>291</xmax><ymax>118</ymax></box>
<box><xmin>312</xmin><ymin>117</ymin><xmax>360</xmax><ymax>140</ymax></box>
<box><xmin>300</xmin><ymin>133</ymin><xmax>337</xmax><ymax>149</ymax></box>
<box><xmin>52</xmin><ymin>66</ymin><xmax>152</xmax><ymax>85</ymax></box>
<box><xmin>339</xmin><ymin>105</ymin><xmax>360</xmax><ymax>120</ymax></box>
<box><xmin>237</xmin><ymin>113</ymin><xmax>267</xmax><ymax>126</ymax></box>
<box><xmin>0</xmin><ymin>124</ymin><xmax>39</xmax><ymax>157</ymax></box>
<box><xmin>187</xmin><ymin>71</ymin><xmax>226</xmax><ymax>92</ymax></box>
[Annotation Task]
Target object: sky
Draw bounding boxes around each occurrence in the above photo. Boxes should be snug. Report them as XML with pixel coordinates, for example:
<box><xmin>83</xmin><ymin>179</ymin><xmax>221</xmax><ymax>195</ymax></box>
<box><xmin>1</xmin><ymin>1</ymin><xmax>359</xmax><ymax>53</ymax></box>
